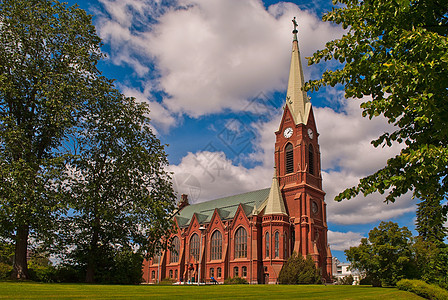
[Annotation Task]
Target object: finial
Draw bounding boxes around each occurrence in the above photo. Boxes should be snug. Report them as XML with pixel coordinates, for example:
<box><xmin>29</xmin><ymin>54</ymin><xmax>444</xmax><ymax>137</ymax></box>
<box><xmin>292</xmin><ymin>17</ymin><xmax>298</xmax><ymax>41</ymax></box>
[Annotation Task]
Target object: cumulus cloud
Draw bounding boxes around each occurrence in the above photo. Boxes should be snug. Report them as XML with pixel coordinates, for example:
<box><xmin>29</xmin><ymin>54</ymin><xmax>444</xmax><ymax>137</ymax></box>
<box><xmin>95</xmin><ymin>0</ymin><xmax>345</xmax><ymax>124</ymax></box>
<box><xmin>327</xmin><ymin>230</ymin><xmax>364</xmax><ymax>251</ymax></box>
<box><xmin>168</xmin><ymin>151</ymin><xmax>273</xmax><ymax>203</ymax></box>
<box><xmin>314</xmin><ymin>94</ymin><xmax>417</xmax><ymax>224</ymax></box>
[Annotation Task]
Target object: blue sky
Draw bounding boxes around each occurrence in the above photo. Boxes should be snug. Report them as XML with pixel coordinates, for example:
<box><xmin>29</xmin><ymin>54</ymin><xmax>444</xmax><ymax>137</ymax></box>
<box><xmin>65</xmin><ymin>0</ymin><xmax>419</xmax><ymax>262</ymax></box>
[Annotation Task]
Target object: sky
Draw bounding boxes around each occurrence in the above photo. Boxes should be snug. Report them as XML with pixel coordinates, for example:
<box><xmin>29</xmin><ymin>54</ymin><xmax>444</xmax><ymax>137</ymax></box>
<box><xmin>65</xmin><ymin>0</ymin><xmax>419</xmax><ymax>262</ymax></box>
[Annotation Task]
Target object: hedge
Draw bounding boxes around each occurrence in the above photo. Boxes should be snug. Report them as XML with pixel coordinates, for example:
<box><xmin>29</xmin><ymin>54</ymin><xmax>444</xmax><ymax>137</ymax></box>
<box><xmin>396</xmin><ymin>279</ymin><xmax>448</xmax><ymax>300</ymax></box>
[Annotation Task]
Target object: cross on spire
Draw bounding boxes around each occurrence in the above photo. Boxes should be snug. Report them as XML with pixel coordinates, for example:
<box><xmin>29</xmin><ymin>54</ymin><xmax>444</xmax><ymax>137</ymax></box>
<box><xmin>292</xmin><ymin>17</ymin><xmax>298</xmax><ymax>41</ymax></box>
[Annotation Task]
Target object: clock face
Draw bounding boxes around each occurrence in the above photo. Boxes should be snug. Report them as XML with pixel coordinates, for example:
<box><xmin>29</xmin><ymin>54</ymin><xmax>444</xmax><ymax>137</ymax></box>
<box><xmin>312</xmin><ymin>201</ymin><xmax>318</xmax><ymax>214</ymax></box>
<box><xmin>308</xmin><ymin>128</ymin><xmax>314</xmax><ymax>139</ymax></box>
<box><xmin>283</xmin><ymin>127</ymin><xmax>293</xmax><ymax>138</ymax></box>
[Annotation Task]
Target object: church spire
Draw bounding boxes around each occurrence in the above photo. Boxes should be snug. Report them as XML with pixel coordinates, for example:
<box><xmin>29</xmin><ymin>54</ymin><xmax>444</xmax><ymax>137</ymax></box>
<box><xmin>264</xmin><ymin>168</ymin><xmax>287</xmax><ymax>216</ymax></box>
<box><xmin>285</xmin><ymin>17</ymin><xmax>311</xmax><ymax>125</ymax></box>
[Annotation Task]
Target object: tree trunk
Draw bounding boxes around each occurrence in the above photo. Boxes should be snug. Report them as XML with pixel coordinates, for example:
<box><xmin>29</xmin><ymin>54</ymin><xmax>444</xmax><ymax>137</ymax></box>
<box><xmin>85</xmin><ymin>216</ymin><xmax>100</xmax><ymax>283</ymax></box>
<box><xmin>11</xmin><ymin>224</ymin><xmax>30</xmax><ymax>280</ymax></box>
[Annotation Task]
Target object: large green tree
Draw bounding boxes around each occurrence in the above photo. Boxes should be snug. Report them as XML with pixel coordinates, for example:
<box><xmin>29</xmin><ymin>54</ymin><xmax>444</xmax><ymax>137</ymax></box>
<box><xmin>61</xmin><ymin>81</ymin><xmax>175</xmax><ymax>283</ymax></box>
<box><xmin>0</xmin><ymin>0</ymin><xmax>103</xmax><ymax>279</ymax></box>
<box><xmin>305</xmin><ymin>0</ymin><xmax>448</xmax><ymax>234</ymax></box>
<box><xmin>345</xmin><ymin>221</ymin><xmax>416</xmax><ymax>286</ymax></box>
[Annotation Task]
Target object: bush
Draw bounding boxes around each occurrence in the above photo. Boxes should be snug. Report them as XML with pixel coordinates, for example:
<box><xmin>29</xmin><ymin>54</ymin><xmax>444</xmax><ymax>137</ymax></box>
<box><xmin>54</xmin><ymin>265</ymin><xmax>83</xmax><ymax>283</ymax></box>
<box><xmin>278</xmin><ymin>252</ymin><xmax>321</xmax><ymax>284</ymax></box>
<box><xmin>29</xmin><ymin>265</ymin><xmax>58</xmax><ymax>283</ymax></box>
<box><xmin>397</xmin><ymin>279</ymin><xmax>448</xmax><ymax>300</ymax></box>
<box><xmin>224</xmin><ymin>277</ymin><xmax>248</xmax><ymax>284</ymax></box>
<box><xmin>158</xmin><ymin>278</ymin><xmax>176</xmax><ymax>285</ymax></box>
<box><xmin>338</xmin><ymin>274</ymin><xmax>354</xmax><ymax>285</ymax></box>
<box><xmin>359</xmin><ymin>274</ymin><xmax>382</xmax><ymax>287</ymax></box>
<box><xmin>0</xmin><ymin>262</ymin><xmax>12</xmax><ymax>279</ymax></box>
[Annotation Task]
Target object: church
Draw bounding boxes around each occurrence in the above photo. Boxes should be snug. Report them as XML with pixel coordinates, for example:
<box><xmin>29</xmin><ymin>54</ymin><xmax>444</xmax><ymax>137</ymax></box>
<box><xmin>142</xmin><ymin>19</ymin><xmax>332</xmax><ymax>284</ymax></box>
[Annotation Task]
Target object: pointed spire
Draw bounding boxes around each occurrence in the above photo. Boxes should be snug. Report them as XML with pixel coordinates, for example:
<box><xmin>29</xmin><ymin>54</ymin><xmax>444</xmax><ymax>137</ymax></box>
<box><xmin>285</xmin><ymin>17</ymin><xmax>311</xmax><ymax>125</ymax></box>
<box><xmin>264</xmin><ymin>168</ymin><xmax>287</xmax><ymax>216</ymax></box>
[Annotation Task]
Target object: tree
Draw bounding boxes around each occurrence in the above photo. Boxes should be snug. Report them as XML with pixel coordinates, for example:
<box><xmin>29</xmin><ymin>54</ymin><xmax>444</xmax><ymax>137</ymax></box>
<box><xmin>305</xmin><ymin>0</ymin><xmax>448</xmax><ymax>238</ymax></box>
<box><xmin>345</xmin><ymin>221</ymin><xmax>416</xmax><ymax>286</ymax></box>
<box><xmin>0</xmin><ymin>0</ymin><xmax>104</xmax><ymax>279</ymax></box>
<box><xmin>61</xmin><ymin>82</ymin><xmax>175</xmax><ymax>283</ymax></box>
<box><xmin>278</xmin><ymin>252</ymin><xmax>321</xmax><ymax>284</ymax></box>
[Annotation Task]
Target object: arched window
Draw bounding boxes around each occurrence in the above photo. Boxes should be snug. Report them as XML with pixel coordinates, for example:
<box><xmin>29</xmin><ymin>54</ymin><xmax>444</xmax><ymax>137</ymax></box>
<box><xmin>211</xmin><ymin>230</ymin><xmax>222</xmax><ymax>260</ymax></box>
<box><xmin>210</xmin><ymin>268</ymin><xmax>214</xmax><ymax>278</ymax></box>
<box><xmin>169</xmin><ymin>269</ymin><xmax>173</xmax><ymax>278</ymax></box>
<box><xmin>217</xmin><ymin>267</ymin><xmax>222</xmax><ymax>278</ymax></box>
<box><xmin>242</xmin><ymin>266</ymin><xmax>247</xmax><ymax>277</ymax></box>
<box><xmin>234</xmin><ymin>227</ymin><xmax>247</xmax><ymax>258</ymax></box>
<box><xmin>274</xmin><ymin>231</ymin><xmax>280</xmax><ymax>258</ymax></box>
<box><xmin>284</xmin><ymin>231</ymin><xmax>288</xmax><ymax>259</ymax></box>
<box><xmin>190</xmin><ymin>233</ymin><xmax>200</xmax><ymax>261</ymax></box>
<box><xmin>309</xmin><ymin>144</ymin><xmax>314</xmax><ymax>175</ymax></box>
<box><xmin>265</xmin><ymin>232</ymin><xmax>270</xmax><ymax>258</ymax></box>
<box><xmin>151</xmin><ymin>270</ymin><xmax>155</xmax><ymax>279</ymax></box>
<box><xmin>234</xmin><ymin>266</ymin><xmax>239</xmax><ymax>277</ymax></box>
<box><xmin>170</xmin><ymin>236</ymin><xmax>180</xmax><ymax>263</ymax></box>
<box><xmin>285</xmin><ymin>143</ymin><xmax>294</xmax><ymax>174</ymax></box>
<box><xmin>175</xmin><ymin>269</ymin><xmax>178</xmax><ymax>279</ymax></box>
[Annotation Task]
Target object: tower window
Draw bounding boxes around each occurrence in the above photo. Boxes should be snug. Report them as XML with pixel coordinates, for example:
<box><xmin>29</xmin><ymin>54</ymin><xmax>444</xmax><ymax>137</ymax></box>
<box><xmin>309</xmin><ymin>144</ymin><xmax>314</xmax><ymax>175</ymax></box>
<box><xmin>285</xmin><ymin>143</ymin><xmax>294</xmax><ymax>174</ymax></box>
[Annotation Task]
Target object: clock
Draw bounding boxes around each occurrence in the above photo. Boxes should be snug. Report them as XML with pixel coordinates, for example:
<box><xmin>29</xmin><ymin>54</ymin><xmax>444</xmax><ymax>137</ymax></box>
<box><xmin>311</xmin><ymin>201</ymin><xmax>318</xmax><ymax>214</ymax></box>
<box><xmin>307</xmin><ymin>128</ymin><xmax>314</xmax><ymax>139</ymax></box>
<box><xmin>283</xmin><ymin>127</ymin><xmax>293</xmax><ymax>138</ymax></box>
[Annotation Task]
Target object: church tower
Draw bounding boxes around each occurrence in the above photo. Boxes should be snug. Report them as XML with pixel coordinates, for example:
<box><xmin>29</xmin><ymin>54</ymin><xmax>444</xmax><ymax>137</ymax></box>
<box><xmin>274</xmin><ymin>17</ymin><xmax>332</xmax><ymax>280</ymax></box>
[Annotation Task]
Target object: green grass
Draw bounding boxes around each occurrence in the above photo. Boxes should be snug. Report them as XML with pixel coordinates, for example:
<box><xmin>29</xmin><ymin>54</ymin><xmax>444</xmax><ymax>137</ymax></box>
<box><xmin>0</xmin><ymin>282</ymin><xmax>424</xmax><ymax>299</ymax></box>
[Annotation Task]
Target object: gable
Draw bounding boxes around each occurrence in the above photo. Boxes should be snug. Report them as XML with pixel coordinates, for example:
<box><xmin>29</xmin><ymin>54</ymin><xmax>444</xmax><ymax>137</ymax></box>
<box><xmin>174</xmin><ymin>188</ymin><xmax>270</xmax><ymax>228</ymax></box>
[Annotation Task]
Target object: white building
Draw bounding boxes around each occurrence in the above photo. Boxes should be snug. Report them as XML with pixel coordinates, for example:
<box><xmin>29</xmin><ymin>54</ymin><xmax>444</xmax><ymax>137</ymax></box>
<box><xmin>332</xmin><ymin>257</ymin><xmax>362</xmax><ymax>285</ymax></box>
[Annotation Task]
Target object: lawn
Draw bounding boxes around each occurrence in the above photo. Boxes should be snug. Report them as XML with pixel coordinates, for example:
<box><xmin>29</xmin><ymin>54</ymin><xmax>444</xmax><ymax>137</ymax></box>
<box><xmin>0</xmin><ymin>282</ymin><xmax>424</xmax><ymax>299</ymax></box>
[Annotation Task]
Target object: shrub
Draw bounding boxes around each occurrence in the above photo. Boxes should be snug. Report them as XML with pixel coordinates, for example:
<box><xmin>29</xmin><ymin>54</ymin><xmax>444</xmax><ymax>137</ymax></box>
<box><xmin>338</xmin><ymin>274</ymin><xmax>354</xmax><ymax>285</ymax></box>
<box><xmin>224</xmin><ymin>277</ymin><xmax>248</xmax><ymax>284</ymax></box>
<box><xmin>29</xmin><ymin>265</ymin><xmax>58</xmax><ymax>283</ymax></box>
<box><xmin>397</xmin><ymin>279</ymin><xmax>448</xmax><ymax>300</ymax></box>
<box><xmin>278</xmin><ymin>252</ymin><xmax>321</xmax><ymax>284</ymax></box>
<box><xmin>158</xmin><ymin>278</ymin><xmax>176</xmax><ymax>285</ymax></box>
<box><xmin>360</xmin><ymin>274</ymin><xmax>382</xmax><ymax>287</ymax></box>
<box><xmin>0</xmin><ymin>262</ymin><xmax>12</xmax><ymax>279</ymax></box>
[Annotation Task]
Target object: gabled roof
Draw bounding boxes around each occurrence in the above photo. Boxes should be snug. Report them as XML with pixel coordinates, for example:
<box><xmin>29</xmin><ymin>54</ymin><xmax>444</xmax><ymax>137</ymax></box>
<box><xmin>175</xmin><ymin>188</ymin><xmax>270</xmax><ymax>228</ymax></box>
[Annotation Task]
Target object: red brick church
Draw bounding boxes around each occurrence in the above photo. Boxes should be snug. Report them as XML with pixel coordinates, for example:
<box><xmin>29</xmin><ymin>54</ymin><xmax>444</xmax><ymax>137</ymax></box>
<box><xmin>142</xmin><ymin>19</ymin><xmax>332</xmax><ymax>284</ymax></box>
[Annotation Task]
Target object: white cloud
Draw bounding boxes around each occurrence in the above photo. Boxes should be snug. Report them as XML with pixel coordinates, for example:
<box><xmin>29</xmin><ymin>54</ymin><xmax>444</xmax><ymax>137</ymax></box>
<box><xmin>323</xmin><ymin>170</ymin><xmax>416</xmax><ymax>224</ymax></box>
<box><xmin>168</xmin><ymin>151</ymin><xmax>272</xmax><ymax>203</ymax></box>
<box><xmin>96</xmin><ymin>0</ymin><xmax>345</xmax><ymax>124</ymax></box>
<box><xmin>119</xmin><ymin>84</ymin><xmax>177</xmax><ymax>131</ymax></box>
<box><xmin>327</xmin><ymin>230</ymin><xmax>364</xmax><ymax>251</ymax></box>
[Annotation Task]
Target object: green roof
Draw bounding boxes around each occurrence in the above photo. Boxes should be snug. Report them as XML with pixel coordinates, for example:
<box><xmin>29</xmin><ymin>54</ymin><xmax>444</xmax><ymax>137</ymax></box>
<box><xmin>175</xmin><ymin>188</ymin><xmax>270</xmax><ymax>228</ymax></box>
